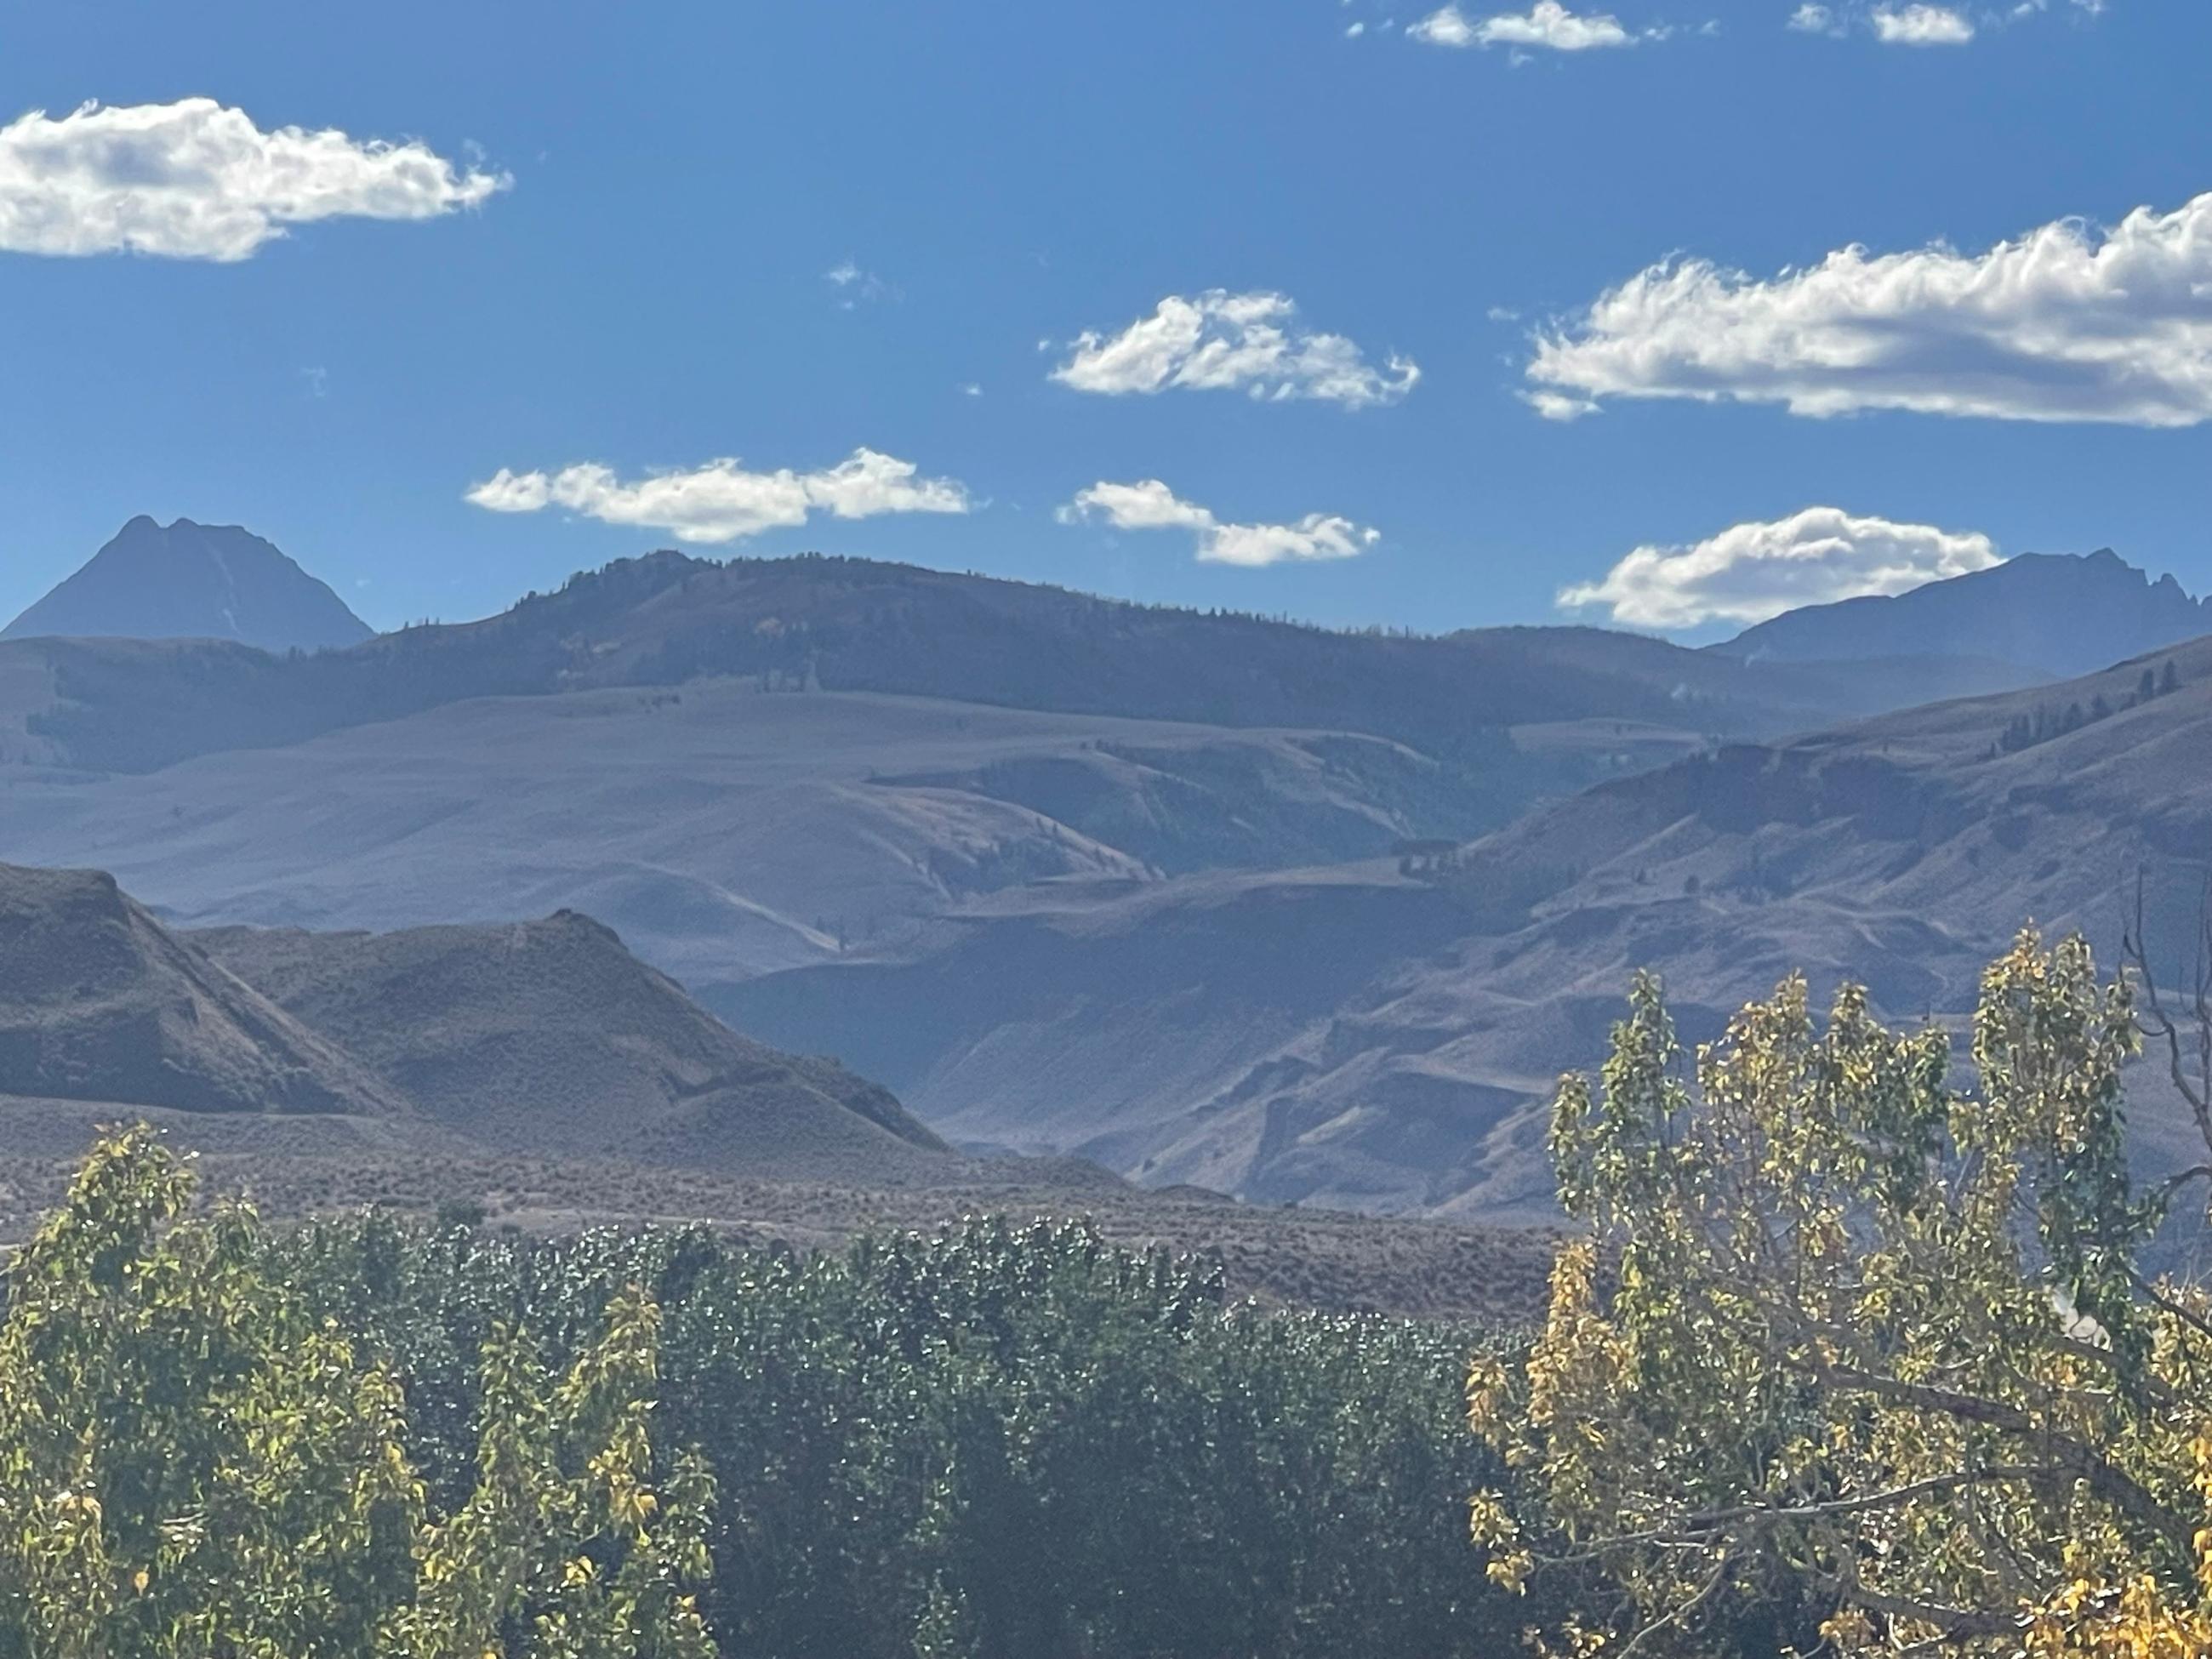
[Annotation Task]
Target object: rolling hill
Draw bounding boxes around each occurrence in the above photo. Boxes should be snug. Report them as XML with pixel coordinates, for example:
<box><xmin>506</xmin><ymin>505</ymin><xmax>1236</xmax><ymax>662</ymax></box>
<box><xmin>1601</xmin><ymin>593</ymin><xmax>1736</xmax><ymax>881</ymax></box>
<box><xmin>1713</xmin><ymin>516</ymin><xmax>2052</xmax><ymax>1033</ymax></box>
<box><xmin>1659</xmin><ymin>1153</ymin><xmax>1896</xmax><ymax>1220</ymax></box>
<box><xmin>0</xmin><ymin>684</ymin><xmax>1509</xmax><ymax>983</ymax></box>
<box><xmin>0</xmin><ymin>862</ymin><xmax>407</xmax><ymax>1117</ymax></box>
<box><xmin>713</xmin><ymin>636</ymin><xmax>2212</xmax><ymax>1220</ymax></box>
<box><xmin>0</xmin><ymin>861</ymin><xmax>956</xmax><ymax>1189</ymax></box>
<box><xmin>3</xmin><ymin>544</ymin><xmax>2197</xmax><ymax>1225</ymax></box>
<box><xmin>0</xmin><ymin>546</ymin><xmax>2050</xmax><ymax>993</ymax></box>
<box><xmin>192</xmin><ymin>909</ymin><xmax>950</xmax><ymax>1179</ymax></box>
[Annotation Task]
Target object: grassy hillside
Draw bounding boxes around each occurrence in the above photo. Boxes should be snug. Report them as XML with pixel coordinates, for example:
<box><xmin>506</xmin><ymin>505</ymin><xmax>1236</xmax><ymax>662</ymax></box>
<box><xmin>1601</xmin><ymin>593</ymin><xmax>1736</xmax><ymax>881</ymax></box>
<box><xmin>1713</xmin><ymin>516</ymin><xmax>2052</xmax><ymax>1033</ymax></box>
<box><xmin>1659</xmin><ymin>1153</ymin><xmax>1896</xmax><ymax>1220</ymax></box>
<box><xmin>0</xmin><ymin>862</ymin><xmax>409</xmax><ymax>1117</ymax></box>
<box><xmin>0</xmin><ymin>862</ymin><xmax>966</xmax><ymax>1191</ymax></box>
<box><xmin>3</xmin><ymin>684</ymin><xmax>1505</xmax><ymax>983</ymax></box>
<box><xmin>714</xmin><ymin>637</ymin><xmax>2212</xmax><ymax>1220</ymax></box>
<box><xmin>194</xmin><ymin>909</ymin><xmax>950</xmax><ymax>1174</ymax></box>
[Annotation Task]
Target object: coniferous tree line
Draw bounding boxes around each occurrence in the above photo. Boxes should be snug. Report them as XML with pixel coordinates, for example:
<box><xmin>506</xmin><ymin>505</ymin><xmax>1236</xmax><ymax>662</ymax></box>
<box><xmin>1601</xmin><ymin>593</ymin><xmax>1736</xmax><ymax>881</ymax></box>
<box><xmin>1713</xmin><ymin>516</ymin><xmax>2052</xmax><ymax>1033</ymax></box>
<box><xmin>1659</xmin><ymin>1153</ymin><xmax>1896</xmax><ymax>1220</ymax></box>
<box><xmin>1997</xmin><ymin>659</ymin><xmax>2181</xmax><ymax>755</ymax></box>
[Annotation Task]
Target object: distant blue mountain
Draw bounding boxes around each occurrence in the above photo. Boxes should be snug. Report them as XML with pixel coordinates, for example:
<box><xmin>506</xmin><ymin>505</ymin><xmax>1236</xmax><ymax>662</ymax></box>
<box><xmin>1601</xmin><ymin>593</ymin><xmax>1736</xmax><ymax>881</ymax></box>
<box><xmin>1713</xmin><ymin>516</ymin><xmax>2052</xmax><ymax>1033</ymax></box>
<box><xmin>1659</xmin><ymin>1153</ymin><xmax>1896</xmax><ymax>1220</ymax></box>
<box><xmin>1715</xmin><ymin>550</ymin><xmax>2211</xmax><ymax>679</ymax></box>
<box><xmin>3</xmin><ymin>516</ymin><xmax>373</xmax><ymax>653</ymax></box>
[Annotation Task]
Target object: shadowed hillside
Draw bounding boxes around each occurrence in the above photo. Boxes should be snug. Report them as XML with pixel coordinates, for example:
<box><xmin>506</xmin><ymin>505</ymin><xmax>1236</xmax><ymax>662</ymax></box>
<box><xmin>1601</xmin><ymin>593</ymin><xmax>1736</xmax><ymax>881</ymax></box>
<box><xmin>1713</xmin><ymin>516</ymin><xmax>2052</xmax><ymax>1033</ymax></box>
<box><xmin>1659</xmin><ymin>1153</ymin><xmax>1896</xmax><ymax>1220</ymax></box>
<box><xmin>194</xmin><ymin>911</ymin><xmax>950</xmax><ymax>1178</ymax></box>
<box><xmin>0</xmin><ymin>862</ymin><xmax>958</xmax><ymax>1189</ymax></box>
<box><xmin>0</xmin><ymin>863</ymin><xmax>1563</xmax><ymax>1323</ymax></box>
<box><xmin>0</xmin><ymin>863</ymin><xmax>407</xmax><ymax>1116</ymax></box>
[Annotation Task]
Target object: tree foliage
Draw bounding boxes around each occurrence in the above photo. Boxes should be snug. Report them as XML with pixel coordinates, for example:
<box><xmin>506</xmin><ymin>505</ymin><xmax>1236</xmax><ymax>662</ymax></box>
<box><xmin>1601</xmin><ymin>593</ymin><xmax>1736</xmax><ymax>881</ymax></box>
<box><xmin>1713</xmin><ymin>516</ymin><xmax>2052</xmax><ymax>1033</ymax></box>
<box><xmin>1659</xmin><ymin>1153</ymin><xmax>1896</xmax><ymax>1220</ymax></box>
<box><xmin>0</xmin><ymin>1126</ymin><xmax>711</xmax><ymax>1659</ymax></box>
<box><xmin>284</xmin><ymin>1214</ymin><xmax>1523</xmax><ymax>1658</ymax></box>
<box><xmin>1470</xmin><ymin>930</ymin><xmax>2212</xmax><ymax>1656</ymax></box>
<box><xmin>0</xmin><ymin>1128</ymin><xmax>1524</xmax><ymax>1657</ymax></box>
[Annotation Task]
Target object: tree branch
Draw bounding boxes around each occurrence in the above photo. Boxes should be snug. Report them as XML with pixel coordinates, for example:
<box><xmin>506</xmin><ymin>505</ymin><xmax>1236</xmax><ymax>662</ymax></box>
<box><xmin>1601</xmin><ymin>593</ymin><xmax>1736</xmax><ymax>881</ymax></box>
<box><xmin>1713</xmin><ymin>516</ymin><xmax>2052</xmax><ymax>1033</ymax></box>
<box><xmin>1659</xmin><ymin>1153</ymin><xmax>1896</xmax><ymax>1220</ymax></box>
<box><xmin>1804</xmin><ymin>1359</ymin><xmax>2194</xmax><ymax>1566</ymax></box>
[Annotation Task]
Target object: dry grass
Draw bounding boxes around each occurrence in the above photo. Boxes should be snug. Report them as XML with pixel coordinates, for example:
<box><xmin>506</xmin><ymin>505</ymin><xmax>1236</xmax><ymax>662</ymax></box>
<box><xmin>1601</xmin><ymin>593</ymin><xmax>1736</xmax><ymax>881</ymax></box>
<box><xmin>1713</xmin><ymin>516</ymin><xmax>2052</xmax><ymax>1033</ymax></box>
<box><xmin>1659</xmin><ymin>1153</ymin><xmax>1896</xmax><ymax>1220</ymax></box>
<box><xmin>0</xmin><ymin>1141</ymin><xmax>1559</xmax><ymax>1325</ymax></box>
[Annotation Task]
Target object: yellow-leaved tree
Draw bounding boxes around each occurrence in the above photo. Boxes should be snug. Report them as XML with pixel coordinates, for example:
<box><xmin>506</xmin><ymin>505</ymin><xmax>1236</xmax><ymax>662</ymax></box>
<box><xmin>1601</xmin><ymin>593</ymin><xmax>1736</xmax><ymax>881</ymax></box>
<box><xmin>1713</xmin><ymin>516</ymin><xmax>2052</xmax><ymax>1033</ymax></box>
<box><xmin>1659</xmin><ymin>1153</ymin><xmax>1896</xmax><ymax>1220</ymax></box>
<box><xmin>0</xmin><ymin>1125</ymin><xmax>715</xmax><ymax>1659</ymax></box>
<box><xmin>1470</xmin><ymin>929</ymin><xmax>2212</xmax><ymax>1657</ymax></box>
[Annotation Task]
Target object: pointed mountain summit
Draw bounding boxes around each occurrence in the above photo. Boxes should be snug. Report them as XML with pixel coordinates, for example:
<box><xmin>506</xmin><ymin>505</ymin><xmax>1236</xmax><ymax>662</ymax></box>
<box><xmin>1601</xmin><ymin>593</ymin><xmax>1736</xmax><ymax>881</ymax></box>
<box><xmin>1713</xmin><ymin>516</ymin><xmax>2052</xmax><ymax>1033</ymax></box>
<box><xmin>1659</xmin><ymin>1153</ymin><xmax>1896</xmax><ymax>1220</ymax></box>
<box><xmin>1715</xmin><ymin>549</ymin><xmax>2212</xmax><ymax>679</ymax></box>
<box><xmin>3</xmin><ymin>516</ymin><xmax>373</xmax><ymax>653</ymax></box>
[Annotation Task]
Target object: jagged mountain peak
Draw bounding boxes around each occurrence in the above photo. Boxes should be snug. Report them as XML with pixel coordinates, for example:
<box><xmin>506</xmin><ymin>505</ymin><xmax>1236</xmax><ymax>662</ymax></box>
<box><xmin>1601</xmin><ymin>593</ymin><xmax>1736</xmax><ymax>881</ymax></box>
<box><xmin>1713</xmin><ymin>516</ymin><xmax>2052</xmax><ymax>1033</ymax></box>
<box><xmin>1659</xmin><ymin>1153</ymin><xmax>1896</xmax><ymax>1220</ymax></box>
<box><xmin>1717</xmin><ymin>549</ymin><xmax>2210</xmax><ymax>679</ymax></box>
<box><xmin>3</xmin><ymin>516</ymin><xmax>374</xmax><ymax>653</ymax></box>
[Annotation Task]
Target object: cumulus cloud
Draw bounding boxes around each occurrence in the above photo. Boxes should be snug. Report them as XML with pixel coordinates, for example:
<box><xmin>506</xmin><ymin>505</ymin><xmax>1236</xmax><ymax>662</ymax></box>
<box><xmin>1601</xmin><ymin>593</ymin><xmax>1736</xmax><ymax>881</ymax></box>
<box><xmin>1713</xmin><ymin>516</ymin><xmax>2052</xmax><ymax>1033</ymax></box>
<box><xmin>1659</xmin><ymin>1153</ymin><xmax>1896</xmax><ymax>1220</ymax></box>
<box><xmin>0</xmin><ymin>98</ymin><xmax>506</xmax><ymax>260</ymax></box>
<box><xmin>1408</xmin><ymin>0</ymin><xmax>1634</xmax><ymax>48</ymax></box>
<box><xmin>1051</xmin><ymin>290</ymin><xmax>1418</xmax><ymax>408</ymax></box>
<box><xmin>1058</xmin><ymin>480</ymin><xmax>1380</xmax><ymax>567</ymax></box>
<box><xmin>465</xmin><ymin>449</ymin><xmax>972</xmax><ymax>544</ymax></box>
<box><xmin>1557</xmin><ymin>506</ymin><xmax>2000</xmax><ymax>629</ymax></box>
<box><xmin>1872</xmin><ymin>3</ymin><xmax>1975</xmax><ymax>43</ymax></box>
<box><xmin>1527</xmin><ymin>188</ymin><xmax>2212</xmax><ymax>427</ymax></box>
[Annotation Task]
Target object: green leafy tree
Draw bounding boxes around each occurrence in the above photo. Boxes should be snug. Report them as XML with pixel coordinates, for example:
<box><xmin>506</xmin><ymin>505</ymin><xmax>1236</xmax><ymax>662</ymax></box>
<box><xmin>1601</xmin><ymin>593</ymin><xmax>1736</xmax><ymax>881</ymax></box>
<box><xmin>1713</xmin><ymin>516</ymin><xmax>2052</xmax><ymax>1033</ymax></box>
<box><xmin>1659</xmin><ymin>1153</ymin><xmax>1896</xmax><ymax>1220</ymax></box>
<box><xmin>1469</xmin><ymin>932</ymin><xmax>2212</xmax><ymax>1656</ymax></box>
<box><xmin>0</xmin><ymin>1127</ymin><xmax>712</xmax><ymax>1659</ymax></box>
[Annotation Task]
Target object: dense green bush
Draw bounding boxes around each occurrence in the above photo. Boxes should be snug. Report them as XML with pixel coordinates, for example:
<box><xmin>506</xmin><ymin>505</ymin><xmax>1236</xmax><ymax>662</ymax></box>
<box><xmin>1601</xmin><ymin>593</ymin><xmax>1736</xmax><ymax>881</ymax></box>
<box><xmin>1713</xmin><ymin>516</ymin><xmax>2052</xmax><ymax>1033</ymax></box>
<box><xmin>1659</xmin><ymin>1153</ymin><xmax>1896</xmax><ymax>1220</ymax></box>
<box><xmin>284</xmin><ymin>1212</ymin><xmax>1528</xmax><ymax>1658</ymax></box>
<box><xmin>0</xmin><ymin>1129</ymin><xmax>1531</xmax><ymax>1657</ymax></box>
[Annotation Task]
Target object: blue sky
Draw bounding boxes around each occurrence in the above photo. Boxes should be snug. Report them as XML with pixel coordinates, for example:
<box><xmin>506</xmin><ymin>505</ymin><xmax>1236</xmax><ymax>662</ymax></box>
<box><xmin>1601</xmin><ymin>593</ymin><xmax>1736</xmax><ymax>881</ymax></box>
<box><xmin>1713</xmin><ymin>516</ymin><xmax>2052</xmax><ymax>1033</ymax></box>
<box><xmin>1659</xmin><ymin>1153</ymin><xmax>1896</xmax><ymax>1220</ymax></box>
<box><xmin>1</xmin><ymin>0</ymin><xmax>2206</xmax><ymax>640</ymax></box>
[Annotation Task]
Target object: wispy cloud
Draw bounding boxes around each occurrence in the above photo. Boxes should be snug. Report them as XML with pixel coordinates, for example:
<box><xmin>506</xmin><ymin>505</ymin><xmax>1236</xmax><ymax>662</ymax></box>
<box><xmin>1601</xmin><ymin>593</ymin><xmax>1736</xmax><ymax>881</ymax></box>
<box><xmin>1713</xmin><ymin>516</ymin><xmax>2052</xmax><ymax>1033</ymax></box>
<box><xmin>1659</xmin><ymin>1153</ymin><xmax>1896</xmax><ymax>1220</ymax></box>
<box><xmin>1791</xmin><ymin>0</ymin><xmax>2102</xmax><ymax>42</ymax></box>
<box><xmin>1558</xmin><ymin>506</ymin><xmax>2000</xmax><ymax>629</ymax></box>
<box><xmin>466</xmin><ymin>450</ymin><xmax>972</xmax><ymax>544</ymax></box>
<box><xmin>0</xmin><ymin>98</ymin><xmax>506</xmax><ymax>260</ymax></box>
<box><xmin>1871</xmin><ymin>4</ymin><xmax>1974</xmax><ymax>43</ymax></box>
<box><xmin>1408</xmin><ymin>0</ymin><xmax>1636</xmax><ymax>48</ymax></box>
<box><xmin>1058</xmin><ymin>479</ymin><xmax>1380</xmax><ymax>567</ymax></box>
<box><xmin>1528</xmin><ymin>187</ymin><xmax>2212</xmax><ymax>427</ymax></box>
<box><xmin>824</xmin><ymin>259</ymin><xmax>896</xmax><ymax>307</ymax></box>
<box><xmin>1051</xmin><ymin>290</ymin><xmax>1418</xmax><ymax>408</ymax></box>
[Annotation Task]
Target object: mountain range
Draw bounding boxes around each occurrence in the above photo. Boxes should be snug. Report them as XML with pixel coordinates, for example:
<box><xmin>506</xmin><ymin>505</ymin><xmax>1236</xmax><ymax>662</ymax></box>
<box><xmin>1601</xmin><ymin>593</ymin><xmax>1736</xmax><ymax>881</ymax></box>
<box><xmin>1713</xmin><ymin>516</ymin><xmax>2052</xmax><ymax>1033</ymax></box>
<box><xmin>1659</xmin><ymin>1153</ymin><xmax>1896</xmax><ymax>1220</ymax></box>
<box><xmin>3</xmin><ymin>520</ymin><xmax>2208</xmax><ymax>1228</ymax></box>
<box><xmin>1718</xmin><ymin>548</ymin><xmax>2212</xmax><ymax>678</ymax></box>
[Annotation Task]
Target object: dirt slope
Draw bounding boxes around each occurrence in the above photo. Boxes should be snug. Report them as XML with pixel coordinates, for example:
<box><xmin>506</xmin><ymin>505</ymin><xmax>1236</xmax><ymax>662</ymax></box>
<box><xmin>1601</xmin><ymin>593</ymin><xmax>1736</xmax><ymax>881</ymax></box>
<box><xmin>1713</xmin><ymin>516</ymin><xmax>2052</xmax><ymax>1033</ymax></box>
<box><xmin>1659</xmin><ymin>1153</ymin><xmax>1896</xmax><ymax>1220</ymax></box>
<box><xmin>0</xmin><ymin>862</ymin><xmax>408</xmax><ymax>1116</ymax></box>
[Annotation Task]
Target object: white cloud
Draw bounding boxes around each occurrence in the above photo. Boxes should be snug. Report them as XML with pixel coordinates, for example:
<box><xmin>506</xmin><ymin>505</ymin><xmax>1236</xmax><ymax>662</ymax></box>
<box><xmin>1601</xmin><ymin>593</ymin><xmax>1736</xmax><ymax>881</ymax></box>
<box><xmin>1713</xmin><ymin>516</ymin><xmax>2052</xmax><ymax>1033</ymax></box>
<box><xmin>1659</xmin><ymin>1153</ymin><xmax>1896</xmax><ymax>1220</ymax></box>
<box><xmin>465</xmin><ymin>449</ymin><xmax>972</xmax><ymax>544</ymax></box>
<box><xmin>1871</xmin><ymin>4</ymin><xmax>1975</xmax><ymax>43</ymax></box>
<box><xmin>1058</xmin><ymin>480</ymin><xmax>1380</xmax><ymax>567</ymax></box>
<box><xmin>1528</xmin><ymin>188</ymin><xmax>2212</xmax><ymax>427</ymax></box>
<box><xmin>1051</xmin><ymin>290</ymin><xmax>1419</xmax><ymax>408</ymax></box>
<box><xmin>1787</xmin><ymin>4</ymin><xmax>1844</xmax><ymax>34</ymax></box>
<box><xmin>0</xmin><ymin>98</ymin><xmax>505</xmax><ymax>260</ymax></box>
<box><xmin>1408</xmin><ymin>1</ymin><xmax>1634</xmax><ymax>49</ymax></box>
<box><xmin>1557</xmin><ymin>506</ymin><xmax>2001</xmax><ymax>629</ymax></box>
